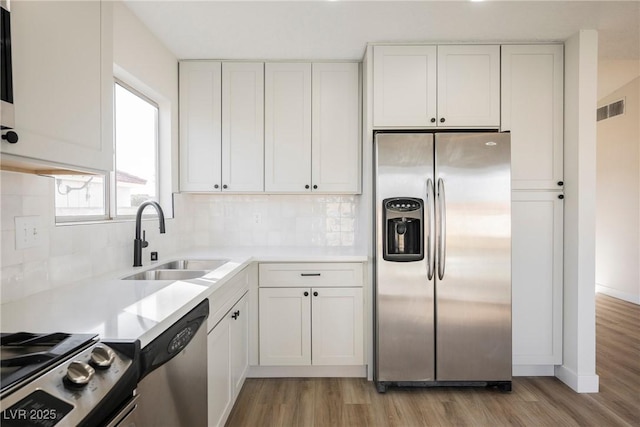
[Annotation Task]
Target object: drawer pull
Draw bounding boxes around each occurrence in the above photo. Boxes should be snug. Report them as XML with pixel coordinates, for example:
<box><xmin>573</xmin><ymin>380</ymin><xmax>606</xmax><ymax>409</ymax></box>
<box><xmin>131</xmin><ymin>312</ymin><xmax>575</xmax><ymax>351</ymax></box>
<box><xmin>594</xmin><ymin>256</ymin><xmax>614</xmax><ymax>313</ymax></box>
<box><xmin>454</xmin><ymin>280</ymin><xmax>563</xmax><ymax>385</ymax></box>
<box><xmin>300</xmin><ymin>273</ymin><xmax>321</xmax><ymax>277</ymax></box>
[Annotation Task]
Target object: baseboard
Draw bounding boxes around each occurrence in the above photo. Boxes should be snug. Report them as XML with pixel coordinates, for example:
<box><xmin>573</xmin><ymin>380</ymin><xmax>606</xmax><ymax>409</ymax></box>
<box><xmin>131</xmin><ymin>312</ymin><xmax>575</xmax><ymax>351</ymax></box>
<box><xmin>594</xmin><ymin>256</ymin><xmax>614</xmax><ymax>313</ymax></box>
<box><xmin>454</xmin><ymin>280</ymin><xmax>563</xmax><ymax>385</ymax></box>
<box><xmin>596</xmin><ymin>284</ymin><xmax>640</xmax><ymax>305</ymax></box>
<box><xmin>513</xmin><ymin>364</ymin><xmax>555</xmax><ymax>376</ymax></box>
<box><xmin>554</xmin><ymin>365</ymin><xmax>599</xmax><ymax>393</ymax></box>
<box><xmin>248</xmin><ymin>365</ymin><xmax>367</xmax><ymax>378</ymax></box>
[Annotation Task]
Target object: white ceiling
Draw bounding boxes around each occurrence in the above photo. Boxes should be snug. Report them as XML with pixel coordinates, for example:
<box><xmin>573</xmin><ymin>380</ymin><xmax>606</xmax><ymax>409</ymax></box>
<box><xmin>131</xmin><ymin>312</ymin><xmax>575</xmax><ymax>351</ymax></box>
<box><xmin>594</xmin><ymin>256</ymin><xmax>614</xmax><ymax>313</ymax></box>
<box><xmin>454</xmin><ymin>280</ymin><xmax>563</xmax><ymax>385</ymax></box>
<box><xmin>124</xmin><ymin>1</ymin><xmax>640</xmax><ymax>61</ymax></box>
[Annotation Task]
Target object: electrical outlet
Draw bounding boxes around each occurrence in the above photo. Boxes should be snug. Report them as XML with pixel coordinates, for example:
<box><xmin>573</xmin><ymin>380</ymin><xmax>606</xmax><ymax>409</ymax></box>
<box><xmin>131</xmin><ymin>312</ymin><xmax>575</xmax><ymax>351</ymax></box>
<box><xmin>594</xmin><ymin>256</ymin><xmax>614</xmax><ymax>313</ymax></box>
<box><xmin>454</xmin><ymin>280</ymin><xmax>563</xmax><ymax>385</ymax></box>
<box><xmin>15</xmin><ymin>216</ymin><xmax>42</xmax><ymax>249</ymax></box>
<box><xmin>253</xmin><ymin>213</ymin><xmax>262</xmax><ymax>225</ymax></box>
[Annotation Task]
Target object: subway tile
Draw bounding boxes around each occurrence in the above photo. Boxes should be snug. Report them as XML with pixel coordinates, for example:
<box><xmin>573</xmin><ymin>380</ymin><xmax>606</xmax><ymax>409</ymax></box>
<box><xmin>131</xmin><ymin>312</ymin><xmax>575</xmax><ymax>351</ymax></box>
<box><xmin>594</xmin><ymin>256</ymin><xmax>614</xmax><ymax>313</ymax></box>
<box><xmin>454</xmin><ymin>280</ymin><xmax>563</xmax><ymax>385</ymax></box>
<box><xmin>1</xmin><ymin>195</ymin><xmax>22</xmax><ymax>231</ymax></box>
<box><xmin>1</xmin><ymin>230</ymin><xmax>23</xmax><ymax>268</ymax></box>
<box><xmin>0</xmin><ymin>171</ymin><xmax>24</xmax><ymax>196</ymax></box>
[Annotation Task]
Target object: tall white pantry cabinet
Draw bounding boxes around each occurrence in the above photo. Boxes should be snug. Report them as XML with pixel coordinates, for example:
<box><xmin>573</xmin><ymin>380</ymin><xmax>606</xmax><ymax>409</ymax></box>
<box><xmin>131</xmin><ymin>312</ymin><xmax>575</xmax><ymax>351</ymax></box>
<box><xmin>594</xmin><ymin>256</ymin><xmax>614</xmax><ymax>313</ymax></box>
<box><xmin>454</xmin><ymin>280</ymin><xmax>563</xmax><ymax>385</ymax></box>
<box><xmin>371</xmin><ymin>44</ymin><xmax>564</xmax><ymax>372</ymax></box>
<box><xmin>502</xmin><ymin>44</ymin><xmax>564</xmax><ymax>371</ymax></box>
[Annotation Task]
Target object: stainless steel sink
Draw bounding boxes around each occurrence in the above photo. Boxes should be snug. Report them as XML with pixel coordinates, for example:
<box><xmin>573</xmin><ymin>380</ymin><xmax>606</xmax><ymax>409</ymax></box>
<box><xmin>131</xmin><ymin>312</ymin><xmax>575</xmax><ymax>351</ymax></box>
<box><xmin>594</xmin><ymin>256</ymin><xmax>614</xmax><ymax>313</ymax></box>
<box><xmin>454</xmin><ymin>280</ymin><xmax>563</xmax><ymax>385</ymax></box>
<box><xmin>122</xmin><ymin>269</ymin><xmax>211</xmax><ymax>281</ymax></box>
<box><xmin>121</xmin><ymin>259</ymin><xmax>229</xmax><ymax>280</ymax></box>
<box><xmin>153</xmin><ymin>259</ymin><xmax>229</xmax><ymax>271</ymax></box>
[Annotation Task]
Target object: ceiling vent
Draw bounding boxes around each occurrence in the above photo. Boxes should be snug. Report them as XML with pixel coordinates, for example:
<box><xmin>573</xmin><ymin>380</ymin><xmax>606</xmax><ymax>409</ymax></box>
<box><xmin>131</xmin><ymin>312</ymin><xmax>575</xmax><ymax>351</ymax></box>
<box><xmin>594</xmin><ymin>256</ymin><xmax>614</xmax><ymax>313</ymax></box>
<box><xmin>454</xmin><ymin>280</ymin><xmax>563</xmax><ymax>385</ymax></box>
<box><xmin>597</xmin><ymin>99</ymin><xmax>625</xmax><ymax>121</ymax></box>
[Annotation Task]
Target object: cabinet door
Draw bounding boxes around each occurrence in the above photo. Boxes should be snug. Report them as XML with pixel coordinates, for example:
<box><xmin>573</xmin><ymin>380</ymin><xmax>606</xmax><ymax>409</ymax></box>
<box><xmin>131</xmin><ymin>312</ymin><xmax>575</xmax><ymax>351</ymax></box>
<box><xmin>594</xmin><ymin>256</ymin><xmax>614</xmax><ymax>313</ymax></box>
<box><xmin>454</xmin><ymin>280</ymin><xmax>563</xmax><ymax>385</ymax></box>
<box><xmin>312</xmin><ymin>63</ymin><xmax>361</xmax><ymax>193</ymax></box>
<box><xmin>222</xmin><ymin>62</ymin><xmax>264</xmax><ymax>192</ymax></box>
<box><xmin>229</xmin><ymin>294</ymin><xmax>249</xmax><ymax>398</ymax></box>
<box><xmin>6</xmin><ymin>1</ymin><xmax>112</xmax><ymax>171</ymax></box>
<box><xmin>179</xmin><ymin>61</ymin><xmax>222</xmax><ymax>192</ymax></box>
<box><xmin>437</xmin><ymin>45</ymin><xmax>500</xmax><ymax>127</ymax></box>
<box><xmin>373</xmin><ymin>45</ymin><xmax>437</xmax><ymax>127</ymax></box>
<box><xmin>259</xmin><ymin>287</ymin><xmax>311</xmax><ymax>366</ymax></box>
<box><xmin>207</xmin><ymin>317</ymin><xmax>232</xmax><ymax>427</ymax></box>
<box><xmin>512</xmin><ymin>191</ymin><xmax>563</xmax><ymax>365</ymax></box>
<box><xmin>502</xmin><ymin>45</ymin><xmax>564</xmax><ymax>190</ymax></box>
<box><xmin>264</xmin><ymin>63</ymin><xmax>312</xmax><ymax>192</ymax></box>
<box><xmin>311</xmin><ymin>287</ymin><xmax>364</xmax><ymax>366</ymax></box>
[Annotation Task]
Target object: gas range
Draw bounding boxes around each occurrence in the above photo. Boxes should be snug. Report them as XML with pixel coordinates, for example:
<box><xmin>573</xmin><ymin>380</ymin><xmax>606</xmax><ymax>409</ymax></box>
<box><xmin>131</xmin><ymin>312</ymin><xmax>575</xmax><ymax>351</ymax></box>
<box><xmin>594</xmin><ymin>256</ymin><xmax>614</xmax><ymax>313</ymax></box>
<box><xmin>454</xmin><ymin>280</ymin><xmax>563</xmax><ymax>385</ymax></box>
<box><xmin>0</xmin><ymin>332</ymin><xmax>139</xmax><ymax>427</ymax></box>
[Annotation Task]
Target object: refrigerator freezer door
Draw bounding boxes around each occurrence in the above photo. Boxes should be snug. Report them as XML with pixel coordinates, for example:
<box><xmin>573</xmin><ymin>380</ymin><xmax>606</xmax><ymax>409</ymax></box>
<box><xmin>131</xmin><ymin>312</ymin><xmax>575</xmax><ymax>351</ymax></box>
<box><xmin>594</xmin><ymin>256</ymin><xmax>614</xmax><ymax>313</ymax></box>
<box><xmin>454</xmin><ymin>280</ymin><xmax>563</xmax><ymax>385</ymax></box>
<box><xmin>435</xmin><ymin>132</ymin><xmax>512</xmax><ymax>381</ymax></box>
<box><xmin>374</xmin><ymin>133</ymin><xmax>435</xmax><ymax>381</ymax></box>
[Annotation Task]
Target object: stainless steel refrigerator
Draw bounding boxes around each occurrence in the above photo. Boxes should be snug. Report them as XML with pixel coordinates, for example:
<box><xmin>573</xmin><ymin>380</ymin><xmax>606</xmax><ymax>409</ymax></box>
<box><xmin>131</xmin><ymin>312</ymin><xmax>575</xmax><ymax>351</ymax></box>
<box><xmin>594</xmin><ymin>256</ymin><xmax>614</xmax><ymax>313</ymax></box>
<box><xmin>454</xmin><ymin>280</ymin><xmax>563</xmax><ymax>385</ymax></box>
<box><xmin>374</xmin><ymin>132</ymin><xmax>512</xmax><ymax>392</ymax></box>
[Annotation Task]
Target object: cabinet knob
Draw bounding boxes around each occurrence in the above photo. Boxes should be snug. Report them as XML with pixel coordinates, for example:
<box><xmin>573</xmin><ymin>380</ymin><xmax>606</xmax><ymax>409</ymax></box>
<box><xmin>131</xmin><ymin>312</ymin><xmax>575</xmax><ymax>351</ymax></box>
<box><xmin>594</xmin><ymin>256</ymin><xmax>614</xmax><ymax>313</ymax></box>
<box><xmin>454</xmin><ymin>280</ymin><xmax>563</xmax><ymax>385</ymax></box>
<box><xmin>232</xmin><ymin>310</ymin><xmax>240</xmax><ymax>320</ymax></box>
<box><xmin>430</xmin><ymin>118</ymin><xmax>436</xmax><ymax>123</ymax></box>
<box><xmin>304</xmin><ymin>291</ymin><xmax>309</xmax><ymax>297</ymax></box>
<box><xmin>558</xmin><ymin>194</ymin><xmax>564</xmax><ymax>200</ymax></box>
<box><xmin>313</xmin><ymin>291</ymin><xmax>318</xmax><ymax>297</ymax></box>
<box><xmin>305</xmin><ymin>185</ymin><xmax>310</xmax><ymax>189</ymax></box>
<box><xmin>2</xmin><ymin>131</ymin><xmax>19</xmax><ymax>144</ymax></box>
<box><xmin>557</xmin><ymin>181</ymin><xmax>564</xmax><ymax>186</ymax></box>
<box><xmin>440</xmin><ymin>118</ymin><xmax>445</xmax><ymax>123</ymax></box>
<box><xmin>214</xmin><ymin>184</ymin><xmax>219</xmax><ymax>189</ymax></box>
<box><xmin>313</xmin><ymin>185</ymin><xmax>318</xmax><ymax>190</ymax></box>
<box><xmin>222</xmin><ymin>184</ymin><xmax>228</xmax><ymax>189</ymax></box>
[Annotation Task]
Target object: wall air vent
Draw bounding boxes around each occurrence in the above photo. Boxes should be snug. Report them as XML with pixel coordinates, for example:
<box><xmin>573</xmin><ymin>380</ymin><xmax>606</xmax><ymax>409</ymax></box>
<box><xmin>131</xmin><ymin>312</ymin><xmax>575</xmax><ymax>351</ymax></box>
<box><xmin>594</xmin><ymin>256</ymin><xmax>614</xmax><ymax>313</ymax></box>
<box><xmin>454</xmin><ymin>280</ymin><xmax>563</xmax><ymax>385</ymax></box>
<box><xmin>597</xmin><ymin>98</ymin><xmax>625</xmax><ymax>121</ymax></box>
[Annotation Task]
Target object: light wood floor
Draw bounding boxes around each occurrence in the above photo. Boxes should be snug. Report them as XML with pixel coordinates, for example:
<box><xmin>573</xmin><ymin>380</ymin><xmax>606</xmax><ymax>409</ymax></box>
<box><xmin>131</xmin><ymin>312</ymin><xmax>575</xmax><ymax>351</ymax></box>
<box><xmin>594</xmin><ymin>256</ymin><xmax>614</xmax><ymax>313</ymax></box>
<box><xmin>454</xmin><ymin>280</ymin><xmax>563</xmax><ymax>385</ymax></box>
<box><xmin>227</xmin><ymin>294</ymin><xmax>640</xmax><ymax>426</ymax></box>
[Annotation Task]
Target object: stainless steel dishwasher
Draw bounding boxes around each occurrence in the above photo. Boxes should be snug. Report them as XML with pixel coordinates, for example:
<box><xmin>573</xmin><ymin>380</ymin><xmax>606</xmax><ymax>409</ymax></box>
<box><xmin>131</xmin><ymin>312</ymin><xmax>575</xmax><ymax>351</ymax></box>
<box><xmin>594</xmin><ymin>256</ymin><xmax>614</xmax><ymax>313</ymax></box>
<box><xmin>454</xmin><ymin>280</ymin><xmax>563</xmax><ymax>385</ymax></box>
<box><xmin>131</xmin><ymin>299</ymin><xmax>209</xmax><ymax>427</ymax></box>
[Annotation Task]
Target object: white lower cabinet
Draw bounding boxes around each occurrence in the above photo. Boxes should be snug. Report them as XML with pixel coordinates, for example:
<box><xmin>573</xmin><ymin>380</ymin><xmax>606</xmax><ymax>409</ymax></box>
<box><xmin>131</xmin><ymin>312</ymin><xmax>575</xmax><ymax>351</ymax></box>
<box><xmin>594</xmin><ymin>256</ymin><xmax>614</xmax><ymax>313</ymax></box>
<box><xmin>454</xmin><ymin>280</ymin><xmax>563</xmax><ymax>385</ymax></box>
<box><xmin>258</xmin><ymin>262</ymin><xmax>364</xmax><ymax>368</ymax></box>
<box><xmin>512</xmin><ymin>192</ymin><xmax>563</xmax><ymax>367</ymax></box>
<box><xmin>311</xmin><ymin>287</ymin><xmax>364</xmax><ymax>366</ymax></box>
<box><xmin>207</xmin><ymin>293</ymin><xmax>249</xmax><ymax>427</ymax></box>
<box><xmin>207</xmin><ymin>315</ymin><xmax>231</xmax><ymax>427</ymax></box>
<box><xmin>259</xmin><ymin>286</ymin><xmax>363</xmax><ymax>367</ymax></box>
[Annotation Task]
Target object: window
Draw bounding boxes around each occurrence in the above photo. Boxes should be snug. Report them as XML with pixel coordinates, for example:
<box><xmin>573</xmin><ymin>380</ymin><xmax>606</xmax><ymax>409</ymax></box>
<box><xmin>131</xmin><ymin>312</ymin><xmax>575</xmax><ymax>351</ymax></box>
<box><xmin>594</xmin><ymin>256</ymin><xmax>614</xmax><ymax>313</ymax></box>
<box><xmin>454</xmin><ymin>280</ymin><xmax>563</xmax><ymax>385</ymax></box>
<box><xmin>54</xmin><ymin>173</ymin><xmax>107</xmax><ymax>221</ymax></box>
<box><xmin>114</xmin><ymin>81</ymin><xmax>159</xmax><ymax>217</ymax></box>
<box><xmin>53</xmin><ymin>81</ymin><xmax>160</xmax><ymax>222</ymax></box>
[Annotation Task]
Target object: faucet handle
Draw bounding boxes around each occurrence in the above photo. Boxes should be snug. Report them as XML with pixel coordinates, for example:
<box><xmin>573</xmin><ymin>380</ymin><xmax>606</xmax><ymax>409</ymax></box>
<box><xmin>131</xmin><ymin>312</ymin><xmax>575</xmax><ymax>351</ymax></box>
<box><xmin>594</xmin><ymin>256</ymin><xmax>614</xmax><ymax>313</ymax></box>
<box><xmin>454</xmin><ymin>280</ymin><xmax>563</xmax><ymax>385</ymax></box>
<box><xmin>142</xmin><ymin>230</ymin><xmax>149</xmax><ymax>248</ymax></box>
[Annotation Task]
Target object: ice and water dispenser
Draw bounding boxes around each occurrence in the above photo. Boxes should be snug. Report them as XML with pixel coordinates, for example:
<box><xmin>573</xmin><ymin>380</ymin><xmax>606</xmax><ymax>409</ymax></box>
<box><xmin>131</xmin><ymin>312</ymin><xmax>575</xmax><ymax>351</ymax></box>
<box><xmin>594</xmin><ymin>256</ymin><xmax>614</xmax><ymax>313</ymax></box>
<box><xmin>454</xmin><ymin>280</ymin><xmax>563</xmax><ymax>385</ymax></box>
<box><xmin>383</xmin><ymin>197</ymin><xmax>424</xmax><ymax>262</ymax></box>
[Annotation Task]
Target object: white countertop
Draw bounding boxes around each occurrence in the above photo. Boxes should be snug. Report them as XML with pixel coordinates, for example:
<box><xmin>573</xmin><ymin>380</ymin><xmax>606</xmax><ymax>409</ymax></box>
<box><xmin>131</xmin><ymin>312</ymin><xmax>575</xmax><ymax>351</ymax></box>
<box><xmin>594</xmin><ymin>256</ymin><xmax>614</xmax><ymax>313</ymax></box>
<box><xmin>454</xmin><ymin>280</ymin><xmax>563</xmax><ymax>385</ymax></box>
<box><xmin>0</xmin><ymin>246</ymin><xmax>367</xmax><ymax>347</ymax></box>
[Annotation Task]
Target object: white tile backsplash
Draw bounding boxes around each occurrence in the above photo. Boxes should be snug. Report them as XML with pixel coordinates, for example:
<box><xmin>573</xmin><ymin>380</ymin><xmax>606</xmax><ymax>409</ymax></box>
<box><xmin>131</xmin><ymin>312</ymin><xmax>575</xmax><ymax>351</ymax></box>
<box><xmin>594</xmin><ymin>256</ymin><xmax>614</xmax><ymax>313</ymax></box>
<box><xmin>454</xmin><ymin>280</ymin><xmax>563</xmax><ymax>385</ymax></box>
<box><xmin>184</xmin><ymin>194</ymin><xmax>360</xmax><ymax>248</ymax></box>
<box><xmin>1</xmin><ymin>170</ymin><xmax>363</xmax><ymax>303</ymax></box>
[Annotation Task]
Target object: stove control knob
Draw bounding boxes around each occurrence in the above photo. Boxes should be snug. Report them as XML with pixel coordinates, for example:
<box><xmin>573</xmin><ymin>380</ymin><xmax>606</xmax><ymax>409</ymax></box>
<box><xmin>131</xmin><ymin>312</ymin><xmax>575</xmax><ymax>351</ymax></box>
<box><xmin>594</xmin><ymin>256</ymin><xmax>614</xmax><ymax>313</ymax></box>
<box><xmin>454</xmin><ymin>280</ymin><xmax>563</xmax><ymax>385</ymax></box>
<box><xmin>90</xmin><ymin>345</ymin><xmax>116</xmax><ymax>369</ymax></box>
<box><xmin>65</xmin><ymin>361</ymin><xmax>95</xmax><ymax>387</ymax></box>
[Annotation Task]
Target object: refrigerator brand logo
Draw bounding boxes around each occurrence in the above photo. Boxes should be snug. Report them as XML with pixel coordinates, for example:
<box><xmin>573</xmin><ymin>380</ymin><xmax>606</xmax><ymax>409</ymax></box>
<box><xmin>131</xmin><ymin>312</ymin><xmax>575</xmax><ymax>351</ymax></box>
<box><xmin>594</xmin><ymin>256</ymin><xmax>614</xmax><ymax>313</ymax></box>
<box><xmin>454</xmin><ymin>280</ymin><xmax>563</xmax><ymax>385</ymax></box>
<box><xmin>485</xmin><ymin>141</ymin><xmax>497</xmax><ymax>146</ymax></box>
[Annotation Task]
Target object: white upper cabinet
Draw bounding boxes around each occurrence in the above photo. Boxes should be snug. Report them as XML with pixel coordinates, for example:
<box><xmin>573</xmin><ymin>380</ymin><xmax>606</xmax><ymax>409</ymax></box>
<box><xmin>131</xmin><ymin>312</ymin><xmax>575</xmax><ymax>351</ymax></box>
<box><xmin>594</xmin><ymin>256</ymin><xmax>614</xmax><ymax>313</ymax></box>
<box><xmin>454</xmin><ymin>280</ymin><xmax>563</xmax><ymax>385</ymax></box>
<box><xmin>4</xmin><ymin>1</ymin><xmax>112</xmax><ymax>171</ymax></box>
<box><xmin>373</xmin><ymin>45</ymin><xmax>437</xmax><ymax>127</ymax></box>
<box><xmin>502</xmin><ymin>45</ymin><xmax>564</xmax><ymax>190</ymax></box>
<box><xmin>312</xmin><ymin>62</ymin><xmax>361</xmax><ymax>193</ymax></box>
<box><xmin>264</xmin><ymin>63</ymin><xmax>312</xmax><ymax>192</ymax></box>
<box><xmin>179</xmin><ymin>61</ymin><xmax>222</xmax><ymax>192</ymax></box>
<box><xmin>372</xmin><ymin>44</ymin><xmax>500</xmax><ymax>128</ymax></box>
<box><xmin>437</xmin><ymin>45</ymin><xmax>500</xmax><ymax>127</ymax></box>
<box><xmin>263</xmin><ymin>62</ymin><xmax>360</xmax><ymax>194</ymax></box>
<box><xmin>222</xmin><ymin>62</ymin><xmax>265</xmax><ymax>192</ymax></box>
<box><xmin>180</xmin><ymin>61</ymin><xmax>359</xmax><ymax>194</ymax></box>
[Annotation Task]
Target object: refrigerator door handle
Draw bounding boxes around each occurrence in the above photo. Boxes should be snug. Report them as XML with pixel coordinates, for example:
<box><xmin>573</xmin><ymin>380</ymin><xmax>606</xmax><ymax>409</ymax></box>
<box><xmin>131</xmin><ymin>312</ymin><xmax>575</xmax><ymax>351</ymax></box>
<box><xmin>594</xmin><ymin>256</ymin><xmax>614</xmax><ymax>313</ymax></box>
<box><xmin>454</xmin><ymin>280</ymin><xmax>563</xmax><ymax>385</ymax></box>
<box><xmin>426</xmin><ymin>178</ymin><xmax>436</xmax><ymax>280</ymax></box>
<box><xmin>437</xmin><ymin>177</ymin><xmax>447</xmax><ymax>280</ymax></box>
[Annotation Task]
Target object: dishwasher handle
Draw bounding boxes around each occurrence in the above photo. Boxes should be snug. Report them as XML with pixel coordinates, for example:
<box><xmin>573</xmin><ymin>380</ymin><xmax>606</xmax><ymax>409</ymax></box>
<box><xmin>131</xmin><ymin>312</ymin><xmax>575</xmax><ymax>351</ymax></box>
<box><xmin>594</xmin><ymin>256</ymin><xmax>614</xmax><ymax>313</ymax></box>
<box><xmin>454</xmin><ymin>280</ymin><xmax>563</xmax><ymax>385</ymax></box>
<box><xmin>138</xmin><ymin>299</ymin><xmax>209</xmax><ymax>380</ymax></box>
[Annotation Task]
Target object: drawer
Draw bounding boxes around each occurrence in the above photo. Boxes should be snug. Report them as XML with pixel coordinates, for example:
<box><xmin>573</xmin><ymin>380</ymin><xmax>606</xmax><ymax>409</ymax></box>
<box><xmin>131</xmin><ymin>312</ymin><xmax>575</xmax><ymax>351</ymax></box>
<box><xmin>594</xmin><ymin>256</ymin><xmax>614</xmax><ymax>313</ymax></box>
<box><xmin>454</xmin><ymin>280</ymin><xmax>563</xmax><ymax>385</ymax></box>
<box><xmin>259</xmin><ymin>263</ymin><xmax>363</xmax><ymax>288</ymax></box>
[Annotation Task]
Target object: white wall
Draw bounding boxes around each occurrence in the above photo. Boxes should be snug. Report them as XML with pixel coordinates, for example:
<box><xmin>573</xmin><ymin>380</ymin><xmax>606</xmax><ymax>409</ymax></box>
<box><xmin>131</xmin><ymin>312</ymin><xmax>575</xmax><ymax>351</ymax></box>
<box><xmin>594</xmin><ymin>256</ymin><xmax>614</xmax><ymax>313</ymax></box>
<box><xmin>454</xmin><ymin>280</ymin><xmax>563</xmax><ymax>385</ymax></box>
<box><xmin>557</xmin><ymin>30</ymin><xmax>599</xmax><ymax>393</ymax></box>
<box><xmin>112</xmin><ymin>1</ymin><xmax>180</xmax><ymax>212</ymax></box>
<box><xmin>598</xmin><ymin>59</ymin><xmax>640</xmax><ymax>100</ymax></box>
<box><xmin>596</xmin><ymin>77</ymin><xmax>640</xmax><ymax>304</ymax></box>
